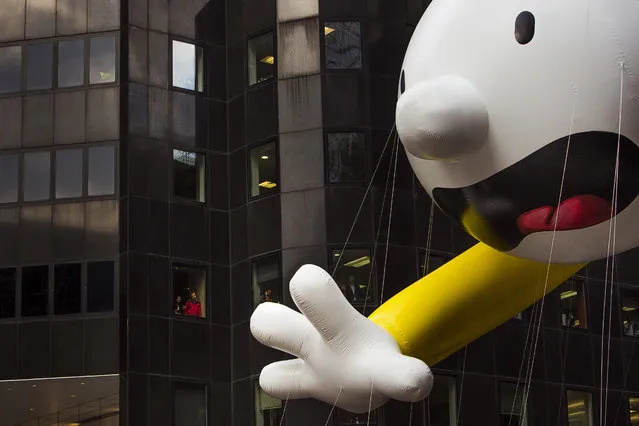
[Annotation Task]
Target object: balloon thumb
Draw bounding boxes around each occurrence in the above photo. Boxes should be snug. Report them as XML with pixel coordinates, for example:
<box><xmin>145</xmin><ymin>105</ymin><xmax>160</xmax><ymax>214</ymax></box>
<box><xmin>373</xmin><ymin>355</ymin><xmax>434</xmax><ymax>402</ymax></box>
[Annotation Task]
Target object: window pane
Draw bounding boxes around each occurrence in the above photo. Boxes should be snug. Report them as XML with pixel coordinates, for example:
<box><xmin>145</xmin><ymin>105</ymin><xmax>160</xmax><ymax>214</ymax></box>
<box><xmin>174</xmin><ymin>382</ymin><xmax>207</xmax><ymax>426</ymax></box>
<box><xmin>629</xmin><ymin>396</ymin><xmax>639</xmax><ymax>425</ymax></box>
<box><xmin>54</xmin><ymin>263</ymin><xmax>81</xmax><ymax>315</ymax></box>
<box><xmin>560</xmin><ymin>278</ymin><xmax>588</xmax><ymax>329</ymax></box>
<box><xmin>172</xmin><ymin>40</ymin><xmax>196</xmax><ymax>91</ymax></box>
<box><xmin>0</xmin><ymin>268</ymin><xmax>16</xmax><ymax>319</ymax></box>
<box><xmin>325</xmin><ymin>22</ymin><xmax>362</xmax><ymax>70</ymax></box>
<box><xmin>566</xmin><ymin>390</ymin><xmax>593</xmax><ymax>426</ymax></box>
<box><xmin>173</xmin><ymin>265</ymin><xmax>206</xmax><ymax>318</ymax></box>
<box><xmin>58</xmin><ymin>39</ymin><xmax>85</xmax><ymax>88</ymax></box>
<box><xmin>0</xmin><ymin>46</ymin><xmax>21</xmax><ymax>94</ymax></box>
<box><xmin>249</xmin><ymin>142</ymin><xmax>278</xmax><ymax>198</ymax></box>
<box><xmin>255</xmin><ymin>383</ymin><xmax>283</xmax><ymax>426</ymax></box>
<box><xmin>88</xmin><ymin>261</ymin><xmax>114</xmax><ymax>312</ymax></box>
<box><xmin>56</xmin><ymin>149</ymin><xmax>83</xmax><ymax>199</ymax></box>
<box><xmin>621</xmin><ymin>289</ymin><xmax>639</xmax><ymax>337</ymax></box>
<box><xmin>22</xmin><ymin>265</ymin><xmax>49</xmax><ymax>317</ymax></box>
<box><xmin>331</xmin><ymin>248</ymin><xmax>373</xmax><ymax>304</ymax></box>
<box><xmin>0</xmin><ymin>154</ymin><xmax>19</xmax><ymax>203</ymax></box>
<box><xmin>247</xmin><ymin>33</ymin><xmax>275</xmax><ymax>86</ymax></box>
<box><xmin>24</xmin><ymin>151</ymin><xmax>51</xmax><ymax>201</ymax></box>
<box><xmin>418</xmin><ymin>251</ymin><xmax>450</xmax><ymax>277</ymax></box>
<box><xmin>500</xmin><ymin>382</ymin><xmax>528</xmax><ymax>426</ymax></box>
<box><xmin>327</xmin><ymin>132</ymin><xmax>366</xmax><ymax>183</ymax></box>
<box><xmin>88</xmin><ymin>145</ymin><xmax>116</xmax><ymax>196</ymax></box>
<box><xmin>427</xmin><ymin>375</ymin><xmax>457</xmax><ymax>426</ymax></box>
<box><xmin>173</xmin><ymin>149</ymin><xmax>206</xmax><ymax>202</ymax></box>
<box><xmin>90</xmin><ymin>35</ymin><xmax>116</xmax><ymax>84</ymax></box>
<box><xmin>252</xmin><ymin>255</ymin><xmax>280</xmax><ymax>307</ymax></box>
<box><xmin>27</xmin><ymin>43</ymin><xmax>54</xmax><ymax>90</ymax></box>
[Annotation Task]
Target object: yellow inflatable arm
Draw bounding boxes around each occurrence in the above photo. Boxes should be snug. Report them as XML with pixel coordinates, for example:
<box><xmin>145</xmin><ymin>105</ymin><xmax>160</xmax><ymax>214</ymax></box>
<box><xmin>368</xmin><ymin>242</ymin><xmax>585</xmax><ymax>366</ymax></box>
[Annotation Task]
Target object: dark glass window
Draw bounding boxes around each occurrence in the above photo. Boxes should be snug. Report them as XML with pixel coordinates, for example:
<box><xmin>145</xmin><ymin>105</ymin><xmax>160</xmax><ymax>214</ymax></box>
<box><xmin>173</xmin><ymin>265</ymin><xmax>207</xmax><ymax>318</ymax></box>
<box><xmin>327</xmin><ymin>132</ymin><xmax>366</xmax><ymax>183</ymax></box>
<box><xmin>88</xmin><ymin>145</ymin><xmax>116</xmax><ymax>196</ymax></box>
<box><xmin>54</xmin><ymin>263</ymin><xmax>82</xmax><ymax>315</ymax></box>
<box><xmin>331</xmin><ymin>248</ymin><xmax>373</xmax><ymax>305</ymax></box>
<box><xmin>58</xmin><ymin>39</ymin><xmax>85</xmax><ymax>88</ymax></box>
<box><xmin>90</xmin><ymin>35</ymin><xmax>117</xmax><ymax>84</ymax></box>
<box><xmin>252</xmin><ymin>254</ymin><xmax>280</xmax><ymax>307</ymax></box>
<box><xmin>417</xmin><ymin>251</ymin><xmax>451</xmax><ymax>277</ymax></box>
<box><xmin>247</xmin><ymin>32</ymin><xmax>275</xmax><ymax>86</ymax></box>
<box><xmin>26</xmin><ymin>43</ymin><xmax>54</xmax><ymax>90</ymax></box>
<box><xmin>249</xmin><ymin>142</ymin><xmax>278</xmax><ymax>198</ymax></box>
<box><xmin>24</xmin><ymin>151</ymin><xmax>51</xmax><ymax>202</ymax></box>
<box><xmin>566</xmin><ymin>389</ymin><xmax>593</xmax><ymax>425</ymax></box>
<box><xmin>629</xmin><ymin>396</ymin><xmax>639</xmax><ymax>425</ymax></box>
<box><xmin>88</xmin><ymin>261</ymin><xmax>115</xmax><ymax>313</ymax></box>
<box><xmin>173</xmin><ymin>149</ymin><xmax>206</xmax><ymax>202</ymax></box>
<box><xmin>621</xmin><ymin>288</ymin><xmax>639</xmax><ymax>337</ymax></box>
<box><xmin>324</xmin><ymin>22</ymin><xmax>362</xmax><ymax>70</ymax></box>
<box><xmin>0</xmin><ymin>154</ymin><xmax>19</xmax><ymax>204</ymax></box>
<box><xmin>55</xmin><ymin>149</ymin><xmax>83</xmax><ymax>199</ymax></box>
<box><xmin>255</xmin><ymin>383</ymin><xmax>282</xmax><ymax>426</ymax></box>
<box><xmin>0</xmin><ymin>46</ymin><xmax>22</xmax><ymax>94</ymax></box>
<box><xmin>426</xmin><ymin>375</ymin><xmax>457</xmax><ymax>426</ymax></box>
<box><xmin>500</xmin><ymin>382</ymin><xmax>528</xmax><ymax>426</ymax></box>
<box><xmin>0</xmin><ymin>268</ymin><xmax>16</xmax><ymax>319</ymax></box>
<box><xmin>336</xmin><ymin>409</ymin><xmax>378</xmax><ymax>425</ymax></box>
<box><xmin>559</xmin><ymin>278</ymin><xmax>588</xmax><ymax>329</ymax></box>
<box><xmin>174</xmin><ymin>382</ymin><xmax>207</xmax><ymax>426</ymax></box>
<box><xmin>22</xmin><ymin>265</ymin><xmax>49</xmax><ymax>317</ymax></box>
<box><xmin>172</xmin><ymin>40</ymin><xmax>204</xmax><ymax>92</ymax></box>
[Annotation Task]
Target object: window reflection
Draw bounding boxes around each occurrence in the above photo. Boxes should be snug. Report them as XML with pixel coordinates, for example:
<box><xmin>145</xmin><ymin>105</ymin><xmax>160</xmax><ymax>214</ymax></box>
<box><xmin>173</xmin><ymin>265</ymin><xmax>207</xmax><ymax>318</ymax></box>
<box><xmin>499</xmin><ymin>382</ymin><xmax>528</xmax><ymax>426</ymax></box>
<box><xmin>0</xmin><ymin>46</ymin><xmax>21</xmax><ymax>94</ymax></box>
<box><xmin>173</xmin><ymin>149</ymin><xmax>206</xmax><ymax>202</ymax></box>
<box><xmin>174</xmin><ymin>382</ymin><xmax>208</xmax><ymax>426</ymax></box>
<box><xmin>629</xmin><ymin>396</ymin><xmax>639</xmax><ymax>425</ymax></box>
<box><xmin>324</xmin><ymin>22</ymin><xmax>362</xmax><ymax>70</ymax></box>
<box><xmin>621</xmin><ymin>289</ymin><xmax>639</xmax><ymax>337</ymax></box>
<box><xmin>22</xmin><ymin>265</ymin><xmax>49</xmax><ymax>317</ymax></box>
<box><xmin>55</xmin><ymin>149</ymin><xmax>83</xmax><ymax>199</ymax></box>
<box><xmin>560</xmin><ymin>278</ymin><xmax>588</xmax><ymax>329</ymax></box>
<box><xmin>24</xmin><ymin>151</ymin><xmax>51</xmax><ymax>202</ymax></box>
<box><xmin>0</xmin><ymin>268</ymin><xmax>16</xmax><ymax>319</ymax></box>
<box><xmin>249</xmin><ymin>142</ymin><xmax>278</xmax><ymax>198</ymax></box>
<box><xmin>426</xmin><ymin>375</ymin><xmax>457</xmax><ymax>426</ymax></box>
<box><xmin>172</xmin><ymin>40</ymin><xmax>204</xmax><ymax>92</ymax></box>
<box><xmin>255</xmin><ymin>383</ymin><xmax>282</xmax><ymax>426</ymax></box>
<box><xmin>248</xmin><ymin>33</ymin><xmax>275</xmax><ymax>86</ymax></box>
<box><xmin>26</xmin><ymin>43</ymin><xmax>53</xmax><ymax>90</ymax></box>
<box><xmin>88</xmin><ymin>145</ymin><xmax>116</xmax><ymax>196</ymax></box>
<box><xmin>54</xmin><ymin>263</ymin><xmax>82</xmax><ymax>315</ymax></box>
<box><xmin>327</xmin><ymin>132</ymin><xmax>366</xmax><ymax>183</ymax></box>
<box><xmin>566</xmin><ymin>389</ymin><xmax>593</xmax><ymax>426</ymax></box>
<box><xmin>90</xmin><ymin>35</ymin><xmax>117</xmax><ymax>84</ymax></box>
<box><xmin>0</xmin><ymin>154</ymin><xmax>19</xmax><ymax>203</ymax></box>
<box><xmin>88</xmin><ymin>261</ymin><xmax>115</xmax><ymax>313</ymax></box>
<box><xmin>331</xmin><ymin>248</ymin><xmax>373</xmax><ymax>304</ymax></box>
<box><xmin>252</xmin><ymin>254</ymin><xmax>280</xmax><ymax>307</ymax></box>
<box><xmin>58</xmin><ymin>39</ymin><xmax>85</xmax><ymax>88</ymax></box>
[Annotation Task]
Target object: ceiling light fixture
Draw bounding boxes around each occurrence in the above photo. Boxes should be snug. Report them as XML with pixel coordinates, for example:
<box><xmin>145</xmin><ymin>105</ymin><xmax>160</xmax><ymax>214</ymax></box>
<box><xmin>261</xmin><ymin>155</ymin><xmax>269</xmax><ymax>160</ymax></box>
<box><xmin>560</xmin><ymin>290</ymin><xmax>578</xmax><ymax>299</ymax></box>
<box><xmin>258</xmin><ymin>181</ymin><xmax>277</xmax><ymax>189</ymax></box>
<box><xmin>623</xmin><ymin>306</ymin><xmax>637</xmax><ymax>312</ymax></box>
<box><xmin>260</xmin><ymin>56</ymin><xmax>275</xmax><ymax>65</ymax></box>
<box><xmin>324</xmin><ymin>26</ymin><xmax>335</xmax><ymax>35</ymax></box>
<box><xmin>344</xmin><ymin>256</ymin><xmax>371</xmax><ymax>268</ymax></box>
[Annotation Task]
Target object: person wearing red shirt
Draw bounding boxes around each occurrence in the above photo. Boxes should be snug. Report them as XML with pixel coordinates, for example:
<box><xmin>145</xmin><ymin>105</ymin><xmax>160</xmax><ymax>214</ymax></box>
<box><xmin>184</xmin><ymin>290</ymin><xmax>202</xmax><ymax>317</ymax></box>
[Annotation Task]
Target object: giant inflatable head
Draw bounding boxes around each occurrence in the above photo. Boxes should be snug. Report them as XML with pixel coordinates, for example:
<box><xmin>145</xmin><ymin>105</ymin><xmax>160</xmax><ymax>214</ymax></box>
<box><xmin>396</xmin><ymin>0</ymin><xmax>639</xmax><ymax>264</ymax></box>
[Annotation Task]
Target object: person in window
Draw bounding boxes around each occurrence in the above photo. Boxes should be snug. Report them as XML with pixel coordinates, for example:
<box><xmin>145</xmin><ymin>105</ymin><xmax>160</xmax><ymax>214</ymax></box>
<box><xmin>174</xmin><ymin>296</ymin><xmax>184</xmax><ymax>315</ymax></box>
<box><xmin>184</xmin><ymin>290</ymin><xmax>202</xmax><ymax>317</ymax></box>
<box><xmin>344</xmin><ymin>276</ymin><xmax>367</xmax><ymax>302</ymax></box>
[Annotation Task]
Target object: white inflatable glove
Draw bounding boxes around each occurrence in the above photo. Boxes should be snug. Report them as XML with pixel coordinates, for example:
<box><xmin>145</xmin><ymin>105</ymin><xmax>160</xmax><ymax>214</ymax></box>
<box><xmin>250</xmin><ymin>264</ymin><xmax>433</xmax><ymax>413</ymax></box>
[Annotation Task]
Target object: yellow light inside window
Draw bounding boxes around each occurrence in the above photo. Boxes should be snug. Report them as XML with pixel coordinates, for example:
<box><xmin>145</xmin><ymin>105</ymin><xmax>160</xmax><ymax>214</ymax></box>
<box><xmin>260</xmin><ymin>56</ymin><xmax>275</xmax><ymax>65</ymax></box>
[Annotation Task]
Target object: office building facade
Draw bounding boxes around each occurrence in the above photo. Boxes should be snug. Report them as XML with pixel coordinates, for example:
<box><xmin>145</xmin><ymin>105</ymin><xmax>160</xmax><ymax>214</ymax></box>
<box><xmin>0</xmin><ymin>0</ymin><xmax>638</xmax><ymax>425</ymax></box>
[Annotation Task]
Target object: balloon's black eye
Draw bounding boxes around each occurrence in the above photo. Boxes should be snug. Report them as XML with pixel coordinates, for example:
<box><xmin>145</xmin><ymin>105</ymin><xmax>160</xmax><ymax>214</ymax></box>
<box><xmin>400</xmin><ymin>70</ymin><xmax>406</xmax><ymax>94</ymax></box>
<box><xmin>515</xmin><ymin>11</ymin><xmax>535</xmax><ymax>45</ymax></box>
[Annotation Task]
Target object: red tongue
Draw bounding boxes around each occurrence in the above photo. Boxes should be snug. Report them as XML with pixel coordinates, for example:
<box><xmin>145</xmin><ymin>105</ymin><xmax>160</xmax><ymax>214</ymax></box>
<box><xmin>517</xmin><ymin>195</ymin><xmax>612</xmax><ymax>235</ymax></box>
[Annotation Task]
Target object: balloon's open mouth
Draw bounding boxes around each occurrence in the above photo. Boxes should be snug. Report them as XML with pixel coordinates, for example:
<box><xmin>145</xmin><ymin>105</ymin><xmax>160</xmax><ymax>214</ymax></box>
<box><xmin>432</xmin><ymin>131</ymin><xmax>639</xmax><ymax>251</ymax></box>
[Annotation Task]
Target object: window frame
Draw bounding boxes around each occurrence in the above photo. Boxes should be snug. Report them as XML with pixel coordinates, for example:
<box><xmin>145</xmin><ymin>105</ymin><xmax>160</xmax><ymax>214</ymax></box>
<box><xmin>498</xmin><ymin>381</ymin><xmax>530</xmax><ymax>426</ymax></box>
<box><xmin>620</xmin><ymin>286</ymin><xmax>639</xmax><ymax>338</ymax></box>
<box><xmin>171</xmin><ymin>262</ymin><xmax>209</xmax><ymax>321</ymax></box>
<box><xmin>559</xmin><ymin>277</ymin><xmax>589</xmax><ymax>330</ymax></box>
<box><xmin>0</xmin><ymin>43</ymin><xmax>24</xmax><ymax>95</ymax></box>
<box><xmin>324</xmin><ymin>130</ymin><xmax>368</xmax><ymax>185</ymax></box>
<box><xmin>171</xmin><ymin>147</ymin><xmax>207</xmax><ymax>205</ymax></box>
<box><xmin>321</xmin><ymin>20</ymin><xmax>364</xmax><ymax>72</ymax></box>
<box><xmin>251</xmin><ymin>252</ymin><xmax>283</xmax><ymax>309</ymax></box>
<box><xmin>565</xmin><ymin>388</ymin><xmax>595</xmax><ymax>426</ymax></box>
<box><xmin>628</xmin><ymin>394</ymin><xmax>639</xmax><ymax>425</ymax></box>
<box><xmin>329</xmin><ymin>246</ymin><xmax>377</xmax><ymax>308</ymax></box>
<box><xmin>169</xmin><ymin>37</ymin><xmax>206</xmax><ymax>94</ymax></box>
<box><xmin>425</xmin><ymin>374</ymin><xmax>458</xmax><ymax>426</ymax></box>
<box><xmin>171</xmin><ymin>380</ymin><xmax>209</xmax><ymax>426</ymax></box>
<box><xmin>53</xmin><ymin>262</ymin><xmax>83</xmax><ymax>316</ymax></box>
<box><xmin>246</xmin><ymin>29</ymin><xmax>277</xmax><ymax>88</ymax></box>
<box><xmin>254</xmin><ymin>379</ymin><xmax>284</xmax><ymax>426</ymax></box>
<box><xmin>247</xmin><ymin>139</ymin><xmax>280</xmax><ymax>201</ymax></box>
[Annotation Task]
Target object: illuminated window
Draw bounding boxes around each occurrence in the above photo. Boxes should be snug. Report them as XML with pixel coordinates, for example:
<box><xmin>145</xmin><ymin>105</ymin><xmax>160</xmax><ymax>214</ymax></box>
<box><xmin>172</xmin><ymin>40</ymin><xmax>204</xmax><ymax>92</ymax></box>
<box><xmin>330</xmin><ymin>248</ymin><xmax>373</xmax><ymax>305</ymax></box>
<box><xmin>173</xmin><ymin>265</ymin><xmax>207</xmax><ymax>319</ymax></box>
<box><xmin>629</xmin><ymin>395</ymin><xmax>639</xmax><ymax>425</ymax></box>
<box><xmin>255</xmin><ymin>382</ymin><xmax>282</xmax><ymax>426</ymax></box>
<box><xmin>566</xmin><ymin>389</ymin><xmax>593</xmax><ymax>426</ymax></box>
<box><xmin>90</xmin><ymin>35</ymin><xmax>117</xmax><ymax>84</ymax></box>
<box><xmin>559</xmin><ymin>278</ymin><xmax>588</xmax><ymax>329</ymax></box>
<box><xmin>173</xmin><ymin>149</ymin><xmax>206</xmax><ymax>202</ymax></box>
<box><xmin>249</xmin><ymin>141</ymin><xmax>278</xmax><ymax>198</ymax></box>
<box><xmin>248</xmin><ymin>32</ymin><xmax>275</xmax><ymax>86</ymax></box>
<box><xmin>327</xmin><ymin>132</ymin><xmax>366</xmax><ymax>183</ymax></box>
<box><xmin>426</xmin><ymin>375</ymin><xmax>457</xmax><ymax>426</ymax></box>
<box><xmin>500</xmin><ymin>382</ymin><xmax>528</xmax><ymax>426</ymax></box>
<box><xmin>324</xmin><ymin>22</ymin><xmax>362</xmax><ymax>70</ymax></box>
<box><xmin>252</xmin><ymin>254</ymin><xmax>281</xmax><ymax>307</ymax></box>
<box><xmin>621</xmin><ymin>288</ymin><xmax>639</xmax><ymax>338</ymax></box>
